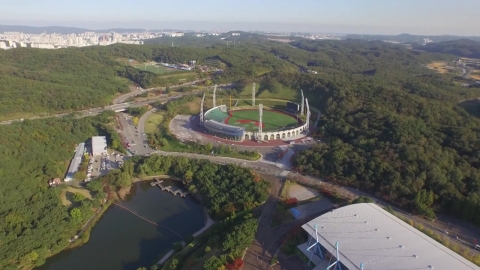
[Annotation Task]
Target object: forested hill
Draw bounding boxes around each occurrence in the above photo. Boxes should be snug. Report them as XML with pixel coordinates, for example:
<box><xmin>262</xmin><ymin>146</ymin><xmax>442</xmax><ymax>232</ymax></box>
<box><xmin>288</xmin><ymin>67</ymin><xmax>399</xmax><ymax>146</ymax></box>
<box><xmin>414</xmin><ymin>39</ymin><xmax>480</xmax><ymax>58</ymax></box>
<box><xmin>289</xmin><ymin>39</ymin><xmax>480</xmax><ymax>224</ymax></box>
<box><xmin>0</xmin><ymin>43</ymin><xmax>297</xmax><ymax>120</ymax></box>
<box><xmin>0</xmin><ymin>47</ymin><xmax>130</xmax><ymax>120</ymax></box>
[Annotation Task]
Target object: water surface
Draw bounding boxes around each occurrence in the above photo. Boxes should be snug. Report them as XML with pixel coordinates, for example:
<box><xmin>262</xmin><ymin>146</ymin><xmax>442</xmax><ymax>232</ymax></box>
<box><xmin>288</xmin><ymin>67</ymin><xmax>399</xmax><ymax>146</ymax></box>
<box><xmin>38</xmin><ymin>181</ymin><xmax>204</xmax><ymax>270</ymax></box>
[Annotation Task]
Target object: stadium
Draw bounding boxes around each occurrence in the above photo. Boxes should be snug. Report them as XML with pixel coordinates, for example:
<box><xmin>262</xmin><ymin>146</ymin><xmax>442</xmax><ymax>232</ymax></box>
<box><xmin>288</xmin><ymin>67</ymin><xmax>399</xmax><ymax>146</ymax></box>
<box><xmin>298</xmin><ymin>203</ymin><xmax>478</xmax><ymax>270</ymax></box>
<box><xmin>199</xmin><ymin>84</ymin><xmax>311</xmax><ymax>142</ymax></box>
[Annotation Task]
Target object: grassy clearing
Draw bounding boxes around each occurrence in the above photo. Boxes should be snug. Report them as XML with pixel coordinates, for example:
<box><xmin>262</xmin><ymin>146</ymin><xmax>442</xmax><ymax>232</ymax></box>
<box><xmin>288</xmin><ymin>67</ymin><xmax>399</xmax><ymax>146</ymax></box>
<box><xmin>280</xmin><ymin>179</ymin><xmax>295</xmax><ymax>198</ymax></box>
<box><xmin>427</xmin><ymin>61</ymin><xmax>452</xmax><ymax>74</ymax></box>
<box><xmin>61</xmin><ymin>186</ymin><xmax>93</xmax><ymax>206</ymax></box>
<box><xmin>133</xmin><ymin>64</ymin><xmax>175</xmax><ymax>74</ymax></box>
<box><xmin>145</xmin><ymin>113</ymin><xmax>164</xmax><ymax>134</ymax></box>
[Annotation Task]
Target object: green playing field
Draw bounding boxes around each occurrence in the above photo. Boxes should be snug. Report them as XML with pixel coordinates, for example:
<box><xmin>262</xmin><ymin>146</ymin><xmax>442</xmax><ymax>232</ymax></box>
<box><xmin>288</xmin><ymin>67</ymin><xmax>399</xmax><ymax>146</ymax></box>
<box><xmin>225</xmin><ymin>109</ymin><xmax>299</xmax><ymax>132</ymax></box>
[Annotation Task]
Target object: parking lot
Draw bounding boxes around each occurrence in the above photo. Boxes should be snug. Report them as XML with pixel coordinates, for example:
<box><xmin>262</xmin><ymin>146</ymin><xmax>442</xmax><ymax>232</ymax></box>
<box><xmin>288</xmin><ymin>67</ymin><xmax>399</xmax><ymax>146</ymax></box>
<box><xmin>86</xmin><ymin>153</ymin><xmax>124</xmax><ymax>181</ymax></box>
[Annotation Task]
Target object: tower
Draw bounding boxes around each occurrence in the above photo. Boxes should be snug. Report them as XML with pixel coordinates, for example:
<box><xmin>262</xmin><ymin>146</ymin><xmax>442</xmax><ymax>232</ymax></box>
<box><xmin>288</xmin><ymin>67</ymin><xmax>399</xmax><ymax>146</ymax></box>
<box><xmin>300</xmin><ymin>89</ymin><xmax>305</xmax><ymax>116</ymax></box>
<box><xmin>213</xmin><ymin>84</ymin><xmax>217</xmax><ymax>107</ymax></box>
<box><xmin>200</xmin><ymin>93</ymin><xmax>205</xmax><ymax>123</ymax></box>
<box><xmin>305</xmin><ymin>98</ymin><xmax>311</xmax><ymax>131</ymax></box>
<box><xmin>252</xmin><ymin>83</ymin><xmax>256</xmax><ymax>106</ymax></box>
<box><xmin>258</xmin><ymin>104</ymin><xmax>263</xmax><ymax>140</ymax></box>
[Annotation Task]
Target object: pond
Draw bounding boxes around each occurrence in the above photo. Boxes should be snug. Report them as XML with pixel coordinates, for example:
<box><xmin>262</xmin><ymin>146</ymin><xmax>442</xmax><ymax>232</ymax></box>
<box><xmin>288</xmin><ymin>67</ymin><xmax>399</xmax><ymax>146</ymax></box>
<box><xmin>37</xmin><ymin>181</ymin><xmax>204</xmax><ymax>270</ymax></box>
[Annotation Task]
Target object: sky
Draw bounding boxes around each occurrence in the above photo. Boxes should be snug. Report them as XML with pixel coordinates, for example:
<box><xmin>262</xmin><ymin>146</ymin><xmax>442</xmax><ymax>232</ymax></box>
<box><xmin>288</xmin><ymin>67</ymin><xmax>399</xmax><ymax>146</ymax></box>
<box><xmin>1</xmin><ymin>0</ymin><xmax>479</xmax><ymax>35</ymax></box>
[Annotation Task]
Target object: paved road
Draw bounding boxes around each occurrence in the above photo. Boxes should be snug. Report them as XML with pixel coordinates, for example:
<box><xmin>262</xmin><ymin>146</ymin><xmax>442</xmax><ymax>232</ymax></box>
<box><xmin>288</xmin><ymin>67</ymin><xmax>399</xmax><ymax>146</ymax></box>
<box><xmin>0</xmin><ymin>80</ymin><xmax>210</xmax><ymax>125</ymax></box>
<box><xmin>33</xmin><ymin>84</ymin><xmax>474</xmax><ymax>269</ymax></box>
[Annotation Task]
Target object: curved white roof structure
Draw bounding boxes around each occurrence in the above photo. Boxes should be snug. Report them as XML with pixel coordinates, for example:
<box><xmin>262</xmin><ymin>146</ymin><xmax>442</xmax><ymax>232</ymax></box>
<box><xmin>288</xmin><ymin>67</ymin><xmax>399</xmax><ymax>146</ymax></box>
<box><xmin>302</xmin><ymin>203</ymin><xmax>479</xmax><ymax>270</ymax></box>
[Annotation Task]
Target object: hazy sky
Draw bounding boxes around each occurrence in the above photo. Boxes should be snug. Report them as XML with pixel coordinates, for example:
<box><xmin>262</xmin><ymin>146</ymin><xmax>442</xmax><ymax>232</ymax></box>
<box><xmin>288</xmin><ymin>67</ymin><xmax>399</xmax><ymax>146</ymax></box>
<box><xmin>1</xmin><ymin>0</ymin><xmax>479</xmax><ymax>35</ymax></box>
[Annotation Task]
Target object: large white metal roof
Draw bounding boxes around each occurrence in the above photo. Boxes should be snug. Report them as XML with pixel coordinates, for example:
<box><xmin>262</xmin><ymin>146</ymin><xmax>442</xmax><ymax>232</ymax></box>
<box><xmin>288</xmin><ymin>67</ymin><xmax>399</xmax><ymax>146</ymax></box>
<box><xmin>302</xmin><ymin>203</ymin><xmax>479</xmax><ymax>270</ymax></box>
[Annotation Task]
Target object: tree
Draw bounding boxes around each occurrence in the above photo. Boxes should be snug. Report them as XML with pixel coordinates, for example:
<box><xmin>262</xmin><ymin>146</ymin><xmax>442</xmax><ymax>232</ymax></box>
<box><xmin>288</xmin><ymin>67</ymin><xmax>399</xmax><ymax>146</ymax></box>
<box><xmin>352</xmin><ymin>196</ymin><xmax>373</xmax><ymax>204</ymax></box>
<box><xmin>204</xmin><ymin>256</ymin><xmax>224</xmax><ymax>270</ymax></box>
<box><xmin>74</xmin><ymin>171</ymin><xmax>87</xmax><ymax>181</ymax></box>
<box><xmin>168</xmin><ymin>258</ymin><xmax>179</xmax><ymax>270</ymax></box>
<box><xmin>114</xmin><ymin>172</ymin><xmax>132</xmax><ymax>188</ymax></box>
<box><xmin>70</xmin><ymin>208</ymin><xmax>82</xmax><ymax>222</ymax></box>
<box><xmin>132</xmin><ymin>117</ymin><xmax>139</xmax><ymax>126</ymax></box>
<box><xmin>72</xmin><ymin>193</ymin><xmax>86</xmax><ymax>202</ymax></box>
<box><xmin>86</xmin><ymin>180</ymin><xmax>103</xmax><ymax>192</ymax></box>
<box><xmin>184</xmin><ymin>170</ymin><xmax>194</xmax><ymax>182</ymax></box>
<box><xmin>222</xmin><ymin>219</ymin><xmax>258</xmax><ymax>252</ymax></box>
<box><xmin>226</xmin><ymin>258</ymin><xmax>244</xmax><ymax>270</ymax></box>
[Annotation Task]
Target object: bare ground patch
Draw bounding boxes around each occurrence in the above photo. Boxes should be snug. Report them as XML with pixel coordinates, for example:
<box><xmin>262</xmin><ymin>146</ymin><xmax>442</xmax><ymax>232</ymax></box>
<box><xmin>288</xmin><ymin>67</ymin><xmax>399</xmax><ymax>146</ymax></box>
<box><xmin>286</xmin><ymin>182</ymin><xmax>320</xmax><ymax>201</ymax></box>
<box><xmin>61</xmin><ymin>186</ymin><xmax>93</xmax><ymax>206</ymax></box>
<box><xmin>427</xmin><ymin>61</ymin><xmax>451</xmax><ymax>74</ymax></box>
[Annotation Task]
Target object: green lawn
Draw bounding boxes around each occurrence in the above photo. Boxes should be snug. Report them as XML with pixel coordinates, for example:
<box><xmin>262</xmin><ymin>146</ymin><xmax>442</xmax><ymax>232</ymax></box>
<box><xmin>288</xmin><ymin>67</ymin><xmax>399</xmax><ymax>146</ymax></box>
<box><xmin>132</xmin><ymin>64</ymin><xmax>174</xmax><ymax>74</ymax></box>
<box><xmin>144</xmin><ymin>112</ymin><xmax>163</xmax><ymax>134</ymax></box>
<box><xmin>226</xmin><ymin>109</ymin><xmax>298</xmax><ymax>132</ymax></box>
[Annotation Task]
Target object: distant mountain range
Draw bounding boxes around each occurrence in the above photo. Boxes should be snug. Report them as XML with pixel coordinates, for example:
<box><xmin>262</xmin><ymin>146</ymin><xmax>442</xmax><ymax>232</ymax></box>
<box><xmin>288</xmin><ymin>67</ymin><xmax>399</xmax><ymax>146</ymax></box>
<box><xmin>345</xmin><ymin>33</ymin><xmax>480</xmax><ymax>43</ymax></box>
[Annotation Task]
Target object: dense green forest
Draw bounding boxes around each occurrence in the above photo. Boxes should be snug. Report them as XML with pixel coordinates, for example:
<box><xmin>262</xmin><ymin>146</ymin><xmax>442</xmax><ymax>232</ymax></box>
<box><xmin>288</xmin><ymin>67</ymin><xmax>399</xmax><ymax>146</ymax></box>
<box><xmin>0</xmin><ymin>111</ymin><xmax>119</xmax><ymax>270</ymax></box>
<box><xmin>288</xmin><ymin>39</ymin><xmax>480</xmax><ymax>222</ymax></box>
<box><xmin>0</xmin><ymin>48</ymin><xmax>130</xmax><ymax>120</ymax></box>
<box><xmin>415</xmin><ymin>39</ymin><xmax>480</xmax><ymax>59</ymax></box>
<box><xmin>136</xmin><ymin>156</ymin><xmax>269</xmax><ymax>218</ymax></box>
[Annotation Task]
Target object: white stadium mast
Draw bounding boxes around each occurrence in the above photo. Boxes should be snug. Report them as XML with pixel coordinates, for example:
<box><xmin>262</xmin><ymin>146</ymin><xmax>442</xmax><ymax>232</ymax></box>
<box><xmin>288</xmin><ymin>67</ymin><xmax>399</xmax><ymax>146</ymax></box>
<box><xmin>252</xmin><ymin>83</ymin><xmax>256</xmax><ymax>106</ymax></box>
<box><xmin>212</xmin><ymin>84</ymin><xmax>217</xmax><ymax>108</ymax></box>
<box><xmin>200</xmin><ymin>93</ymin><xmax>205</xmax><ymax>123</ymax></box>
<box><xmin>301</xmin><ymin>89</ymin><xmax>305</xmax><ymax>116</ymax></box>
<box><xmin>305</xmin><ymin>98</ymin><xmax>311</xmax><ymax>131</ymax></box>
<box><xmin>258</xmin><ymin>104</ymin><xmax>263</xmax><ymax>140</ymax></box>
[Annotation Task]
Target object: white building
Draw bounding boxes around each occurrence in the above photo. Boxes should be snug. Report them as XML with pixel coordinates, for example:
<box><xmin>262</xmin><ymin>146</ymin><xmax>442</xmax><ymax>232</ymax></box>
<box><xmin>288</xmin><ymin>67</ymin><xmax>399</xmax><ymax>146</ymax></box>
<box><xmin>64</xmin><ymin>143</ymin><xmax>85</xmax><ymax>181</ymax></box>
<box><xmin>299</xmin><ymin>203</ymin><xmax>478</xmax><ymax>270</ymax></box>
<box><xmin>92</xmin><ymin>136</ymin><xmax>108</xmax><ymax>156</ymax></box>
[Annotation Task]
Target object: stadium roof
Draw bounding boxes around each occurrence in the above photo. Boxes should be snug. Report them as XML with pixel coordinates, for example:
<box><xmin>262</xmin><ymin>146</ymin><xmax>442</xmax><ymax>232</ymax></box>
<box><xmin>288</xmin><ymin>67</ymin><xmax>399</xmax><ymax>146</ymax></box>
<box><xmin>92</xmin><ymin>136</ymin><xmax>107</xmax><ymax>156</ymax></box>
<box><xmin>65</xmin><ymin>143</ymin><xmax>85</xmax><ymax>181</ymax></box>
<box><xmin>302</xmin><ymin>203</ymin><xmax>479</xmax><ymax>270</ymax></box>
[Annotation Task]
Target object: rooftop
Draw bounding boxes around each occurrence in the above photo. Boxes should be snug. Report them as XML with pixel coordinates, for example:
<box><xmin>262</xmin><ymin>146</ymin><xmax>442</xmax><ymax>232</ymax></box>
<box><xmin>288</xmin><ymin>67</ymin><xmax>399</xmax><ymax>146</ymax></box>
<box><xmin>302</xmin><ymin>203</ymin><xmax>479</xmax><ymax>270</ymax></box>
<box><xmin>65</xmin><ymin>143</ymin><xmax>85</xmax><ymax>181</ymax></box>
<box><xmin>92</xmin><ymin>136</ymin><xmax>107</xmax><ymax>156</ymax></box>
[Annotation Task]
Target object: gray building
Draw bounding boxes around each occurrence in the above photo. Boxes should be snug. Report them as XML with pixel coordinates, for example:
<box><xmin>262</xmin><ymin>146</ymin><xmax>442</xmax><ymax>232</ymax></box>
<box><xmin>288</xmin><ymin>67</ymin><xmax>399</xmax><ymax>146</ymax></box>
<box><xmin>64</xmin><ymin>143</ymin><xmax>85</xmax><ymax>182</ymax></box>
<box><xmin>92</xmin><ymin>136</ymin><xmax>108</xmax><ymax>156</ymax></box>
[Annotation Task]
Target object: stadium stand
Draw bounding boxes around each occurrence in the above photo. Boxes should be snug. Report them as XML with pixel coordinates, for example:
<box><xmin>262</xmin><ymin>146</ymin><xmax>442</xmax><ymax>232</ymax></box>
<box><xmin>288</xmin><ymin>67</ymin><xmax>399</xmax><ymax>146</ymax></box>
<box><xmin>204</xmin><ymin>120</ymin><xmax>245</xmax><ymax>141</ymax></box>
<box><xmin>205</xmin><ymin>107</ymin><xmax>229</xmax><ymax>123</ymax></box>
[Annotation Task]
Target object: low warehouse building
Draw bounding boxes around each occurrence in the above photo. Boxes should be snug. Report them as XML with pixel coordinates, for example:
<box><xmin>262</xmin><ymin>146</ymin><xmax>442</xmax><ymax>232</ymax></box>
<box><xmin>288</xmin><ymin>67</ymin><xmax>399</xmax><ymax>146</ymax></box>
<box><xmin>92</xmin><ymin>136</ymin><xmax>108</xmax><ymax>156</ymax></box>
<box><xmin>64</xmin><ymin>143</ymin><xmax>85</xmax><ymax>182</ymax></box>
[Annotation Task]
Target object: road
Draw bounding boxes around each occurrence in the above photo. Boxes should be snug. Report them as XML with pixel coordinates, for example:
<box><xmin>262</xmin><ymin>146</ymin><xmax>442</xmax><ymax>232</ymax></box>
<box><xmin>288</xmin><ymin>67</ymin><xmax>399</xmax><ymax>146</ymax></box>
<box><xmin>128</xmin><ymin>105</ymin><xmax>480</xmax><ymax>269</ymax></box>
<box><xmin>0</xmin><ymin>79</ymin><xmax>209</xmax><ymax>125</ymax></box>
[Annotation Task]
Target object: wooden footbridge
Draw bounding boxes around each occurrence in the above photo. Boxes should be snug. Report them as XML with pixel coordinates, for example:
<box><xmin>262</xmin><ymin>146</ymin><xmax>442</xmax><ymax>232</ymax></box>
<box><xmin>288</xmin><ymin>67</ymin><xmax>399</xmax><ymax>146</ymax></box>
<box><xmin>151</xmin><ymin>178</ymin><xmax>189</xmax><ymax>197</ymax></box>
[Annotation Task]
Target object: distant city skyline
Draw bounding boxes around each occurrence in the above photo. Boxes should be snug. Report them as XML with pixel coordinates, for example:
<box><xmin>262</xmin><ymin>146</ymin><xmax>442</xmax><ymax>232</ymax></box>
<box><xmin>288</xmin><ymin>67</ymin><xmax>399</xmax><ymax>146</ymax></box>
<box><xmin>1</xmin><ymin>0</ymin><xmax>479</xmax><ymax>36</ymax></box>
